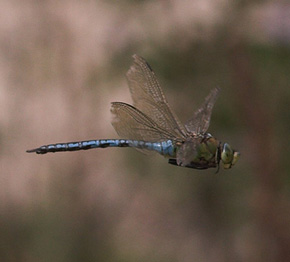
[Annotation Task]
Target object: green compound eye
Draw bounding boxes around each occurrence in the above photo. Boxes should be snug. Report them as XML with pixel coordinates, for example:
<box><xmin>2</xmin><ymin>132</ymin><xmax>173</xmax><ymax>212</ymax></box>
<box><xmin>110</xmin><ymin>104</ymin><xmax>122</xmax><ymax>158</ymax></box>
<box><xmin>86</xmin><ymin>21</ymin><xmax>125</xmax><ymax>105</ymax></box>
<box><xmin>221</xmin><ymin>143</ymin><xmax>234</xmax><ymax>169</ymax></box>
<box><xmin>221</xmin><ymin>143</ymin><xmax>240</xmax><ymax>169</ymax></box>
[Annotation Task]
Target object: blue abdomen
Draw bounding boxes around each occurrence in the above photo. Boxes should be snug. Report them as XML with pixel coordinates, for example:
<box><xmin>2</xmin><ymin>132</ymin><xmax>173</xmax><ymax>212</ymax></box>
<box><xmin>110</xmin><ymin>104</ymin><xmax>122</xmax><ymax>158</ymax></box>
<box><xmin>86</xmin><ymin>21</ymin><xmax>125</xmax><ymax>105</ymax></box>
<box><xmin>27</xmin><ymin>139</ymin><xmax>175</xmax><ymax>156</ymax></box>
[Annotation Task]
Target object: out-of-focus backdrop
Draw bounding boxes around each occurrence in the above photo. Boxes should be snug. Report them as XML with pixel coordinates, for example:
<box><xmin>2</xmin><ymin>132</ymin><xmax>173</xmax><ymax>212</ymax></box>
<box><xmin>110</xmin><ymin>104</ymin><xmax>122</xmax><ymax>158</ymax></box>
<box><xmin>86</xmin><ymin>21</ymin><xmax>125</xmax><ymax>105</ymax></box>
<box><xmin>1</xmin><ymin>1</ymin><xmax>290</xmax><ymax>261</ymax></box>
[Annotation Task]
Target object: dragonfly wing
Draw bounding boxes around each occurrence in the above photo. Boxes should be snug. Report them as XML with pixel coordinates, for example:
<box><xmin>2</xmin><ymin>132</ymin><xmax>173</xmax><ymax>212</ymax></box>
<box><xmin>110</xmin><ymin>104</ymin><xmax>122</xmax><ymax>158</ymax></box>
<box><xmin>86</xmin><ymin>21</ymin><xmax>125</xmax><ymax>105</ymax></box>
<box><xmin>126</xmin><ymin>54</ymin><xmax>187</xmax><ymax>139</ymax></box>
<box><xmin>185</xmin><ymin>88</ymin><xmax>220</xmax><ymax>134</ymax></box>
<box><xmin>176</xmin><ymin>138</ymin><xmax>201</xmax><ymax>167</ymax></box>
<box><xmin>111</xmin><ymin>102</ymin><xmax>177</xmax><ymax>141</ymax></box>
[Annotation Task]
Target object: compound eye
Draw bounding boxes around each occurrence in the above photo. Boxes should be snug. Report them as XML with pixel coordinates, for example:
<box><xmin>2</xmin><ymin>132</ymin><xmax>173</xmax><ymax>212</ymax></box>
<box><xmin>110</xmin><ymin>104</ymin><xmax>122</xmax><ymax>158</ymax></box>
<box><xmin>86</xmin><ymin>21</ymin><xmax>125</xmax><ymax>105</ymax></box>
<box><xmin>221</xmin><ymin>143</ymin><xmax>234</xmax><ymax>168</ymax></box>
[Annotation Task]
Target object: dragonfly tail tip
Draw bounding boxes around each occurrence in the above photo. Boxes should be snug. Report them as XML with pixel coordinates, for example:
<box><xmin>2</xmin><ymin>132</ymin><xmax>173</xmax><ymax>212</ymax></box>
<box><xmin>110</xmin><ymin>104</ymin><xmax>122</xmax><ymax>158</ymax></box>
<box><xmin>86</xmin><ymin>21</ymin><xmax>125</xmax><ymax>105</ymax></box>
<box><xmin>26</xmin><ymin>148</ymin><xmax>37</xmax><ymax>153</ymax></box>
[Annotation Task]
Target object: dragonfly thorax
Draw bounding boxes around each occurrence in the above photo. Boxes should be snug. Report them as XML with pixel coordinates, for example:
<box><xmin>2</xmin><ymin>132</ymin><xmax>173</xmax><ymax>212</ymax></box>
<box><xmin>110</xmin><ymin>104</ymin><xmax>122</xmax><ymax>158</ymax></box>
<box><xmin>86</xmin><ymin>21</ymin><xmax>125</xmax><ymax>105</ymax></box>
<box><xmin>170</xmin><ymin>134</ymin><xmax>240</xmax><ymax>171</ymax></box>
<box><xmin>170</xmin><ymin>133</ymin><xmax>219</xmax><ymax>170</ymax></box>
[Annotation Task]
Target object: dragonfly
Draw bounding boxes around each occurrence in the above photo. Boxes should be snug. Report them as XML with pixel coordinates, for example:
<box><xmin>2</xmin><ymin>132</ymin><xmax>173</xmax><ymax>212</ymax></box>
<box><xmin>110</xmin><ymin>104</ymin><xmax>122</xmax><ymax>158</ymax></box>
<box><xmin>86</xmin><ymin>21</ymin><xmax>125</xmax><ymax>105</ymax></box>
<box><xmin>27</xmin><ymin>54</ymin><xmax>239</xmax><ymax>171</ymax></box>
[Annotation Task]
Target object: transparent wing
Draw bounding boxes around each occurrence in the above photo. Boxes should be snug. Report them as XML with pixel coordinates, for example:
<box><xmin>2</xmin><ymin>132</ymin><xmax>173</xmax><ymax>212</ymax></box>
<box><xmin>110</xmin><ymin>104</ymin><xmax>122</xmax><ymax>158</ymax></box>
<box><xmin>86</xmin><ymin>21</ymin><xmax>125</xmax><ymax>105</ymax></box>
<box><xmin>176</xmin><ymin>138</ymin><xmax>202</xmax><ymax>167</ymax></box>
<box><xmin>185</xmin><ymin>88</ymin><xmax>220</xmax><ymax>134</ymax></box>
<box><xmin>126</xmin><ymin>54</ymin><xmax>187</xmax><ymax>140</ymax></box>
<box><xmin>111</xmin><ymin>102</ymin><xmax>178</xmax><ymax>141</ymax></box>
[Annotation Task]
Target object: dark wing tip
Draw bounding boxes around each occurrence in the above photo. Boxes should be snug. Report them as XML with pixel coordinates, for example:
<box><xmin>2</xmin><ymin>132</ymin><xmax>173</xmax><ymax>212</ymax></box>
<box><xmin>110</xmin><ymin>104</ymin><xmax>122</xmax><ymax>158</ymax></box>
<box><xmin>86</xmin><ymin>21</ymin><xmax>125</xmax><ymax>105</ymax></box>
<box><xmin>126</xmin><ymin>55</ymin><xmax>139</xmax><ymax>78</ymax></box>
<box><xmin>214</xmin><ymin>86</ymin><xmax>221</xmax><ymax>93</ymax></box>
<box><xmin>127</xmin><ymin>54</ymin><xmax>153</xmax><ymax>78</ymax></box>
<box><xmin>131</xmin><ymin>54</ymin><xmax>149</xmax><ymax>67</ymax></box>
<box><xmin>132</xmin><ymin>54</ymin><xmax>142</xmax><ymax>60</ymax></box>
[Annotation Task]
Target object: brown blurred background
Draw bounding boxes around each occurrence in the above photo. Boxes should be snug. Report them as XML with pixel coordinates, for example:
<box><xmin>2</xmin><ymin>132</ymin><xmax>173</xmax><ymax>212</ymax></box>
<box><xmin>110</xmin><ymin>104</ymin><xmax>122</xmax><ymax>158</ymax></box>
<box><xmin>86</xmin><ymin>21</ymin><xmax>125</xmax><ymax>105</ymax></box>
<box><xmin>1</xmin><ymin>1</ymin><xmax>290</xmax><ymax>261</ymax></box>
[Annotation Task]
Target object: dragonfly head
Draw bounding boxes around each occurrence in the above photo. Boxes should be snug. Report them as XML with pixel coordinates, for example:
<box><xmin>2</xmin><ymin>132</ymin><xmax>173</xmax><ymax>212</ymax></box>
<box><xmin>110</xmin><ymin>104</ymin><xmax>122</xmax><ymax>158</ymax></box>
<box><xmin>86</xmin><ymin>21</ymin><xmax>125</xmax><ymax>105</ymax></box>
<box><xmin>220</xmin><ymin>143</ymin><xmax>240</xmax><ymax>169</ymax></box>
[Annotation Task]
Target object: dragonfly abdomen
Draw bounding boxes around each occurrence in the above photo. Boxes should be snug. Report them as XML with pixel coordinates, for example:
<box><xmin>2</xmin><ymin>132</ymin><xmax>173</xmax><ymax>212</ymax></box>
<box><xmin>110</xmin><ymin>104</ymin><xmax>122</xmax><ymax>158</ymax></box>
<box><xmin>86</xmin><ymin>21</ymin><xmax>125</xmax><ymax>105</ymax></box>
<box><xmin>26</xmin><ymin>139</ymin><xmax>127</xmax><ymax>154</ymax></box>
<box><xmin>129</xmin><ymin>140</ymin><xmax>175</xmax><ymax>157</ymax></box>
<box><xmin>26</xmin><ymin>139</ymin><xmax>175</xmax><ymax>156</ymax></box>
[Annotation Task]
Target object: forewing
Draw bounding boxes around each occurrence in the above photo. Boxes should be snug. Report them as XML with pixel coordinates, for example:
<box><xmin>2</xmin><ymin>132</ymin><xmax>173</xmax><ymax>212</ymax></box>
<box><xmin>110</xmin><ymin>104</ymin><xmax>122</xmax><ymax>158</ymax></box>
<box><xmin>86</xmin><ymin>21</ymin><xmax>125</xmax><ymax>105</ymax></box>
<box><xmin>111</xmin><ymin>102</ymin><xmax>177</xmax><ymax>141</ymax></box>
<box><xmin>126</xmin><ymin>54</ymin><xmax>186</xmax><ymax>139</ymax></box>
<box><xmin>185</xmin><ymin>88</ymin><xmax>220</xmax><ymax>134</ymax></box>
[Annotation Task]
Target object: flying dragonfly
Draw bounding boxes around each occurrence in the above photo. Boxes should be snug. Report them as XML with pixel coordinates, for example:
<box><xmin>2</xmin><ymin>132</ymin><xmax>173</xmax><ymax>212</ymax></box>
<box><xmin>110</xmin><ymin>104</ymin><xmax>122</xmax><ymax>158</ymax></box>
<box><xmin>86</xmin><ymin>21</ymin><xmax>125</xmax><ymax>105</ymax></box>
<box><xmin>27</xmin><ymin>54</ymin><xmax>239</xmax><ymax>171</ymax></box>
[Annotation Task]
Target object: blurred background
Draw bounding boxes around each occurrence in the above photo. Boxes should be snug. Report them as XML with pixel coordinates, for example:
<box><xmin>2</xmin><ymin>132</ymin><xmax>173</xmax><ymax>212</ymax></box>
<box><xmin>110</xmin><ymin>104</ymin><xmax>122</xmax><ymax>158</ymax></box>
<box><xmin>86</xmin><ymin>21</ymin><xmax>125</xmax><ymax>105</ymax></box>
<box><xmin>1</xmin><ymin>0</ymin><xmax>290</xmax><ymax>261</ymax></box>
